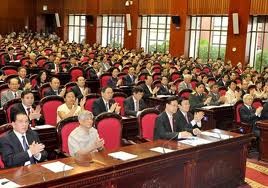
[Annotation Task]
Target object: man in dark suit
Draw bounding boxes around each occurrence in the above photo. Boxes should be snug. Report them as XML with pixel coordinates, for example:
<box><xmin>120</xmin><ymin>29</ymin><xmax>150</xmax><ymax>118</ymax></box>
<box><xmin>89</xmin><ymin>61</ymin><xmax>102</xmax><ymax>80</ymax></box>
<box><xmin>124</xmin><ymin>86</ymin><xmax>146</xmax><ymax>117</ymax></box>
<box><xmin>10</xmin><ymin>90</ymin><xmax>44</xmax><ymax>126</ymax></box>
<box><xmin>175</xmin><ymin>98</ymin><xmax>204</xmax><ymax>135</ymax></box>
<box><xmin>92</xmin><ymin>86</ymin><xmax>121</xmax><ymax>116</ymax></box>
<box><xmin>157</xmin><ymin>76</ymin><xmax>177</xmax><ymax>95</ymax></box>
<box><xmin>71</xmin><ymin>76</ymin><xmax>90</xmax><ymax>102</ymax></box>
<box><xmin>240</xmin><ymin>94</ymin><xmax>263</xmax><ymax>137</ymax></box>
<box><xmin>44</xmin><ymin>77</ymin><xmax>66</xmax><ymax>97</ymax></box>
<box><xmin>217</xmin><ymin>73</ymin><xmax>229</xmax><ymax>87</ymax></box>
<box><xmin>4</xmin><ymin>47</ymin><xmax>16</xmax><ymax>65</ymax></box>
<box><xmin>47</xmin><ymin>56</ymin><xmax>62</xmax><ymax>73</ymax></box>
<box><xmin>141</xmin><ymin>75</ymin><xmax>159</xmax><ymax>98</ymax></box>
<box><xmin>17</xmin><ymin>67</ymin><xmax>31</xmax><ymax>90</ymax></box>
<box><xmin>154</xmin><ymin>96</ymin><xmax>192</xmax><ymax>140</ymax></box>
<box><xmin>207</xmin><ymin>84</ymin><xmax>226</xmax><ymax>106</ymax></box>
<box><xmin>0</xmin><ymin>113</ymin><xmax>47</xmax><ymax>168</ymax></box>
<box><xmin>123</xmin><ymin>66</ymin><xmax>137</xmax><ymax>86</ymax></box>
<box><xmin>261</xmin><ymin>102</ymin><xmax>268</xmax><ymax>120</ymax></box>
<box><xmin>189</xmin><ymin>82</ymin><xmax>212</xmax><ymax>112</ymax></box>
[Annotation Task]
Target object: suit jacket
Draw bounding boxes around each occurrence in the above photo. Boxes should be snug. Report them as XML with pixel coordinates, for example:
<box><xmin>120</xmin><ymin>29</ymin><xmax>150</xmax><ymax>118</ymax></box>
<box><xmin>107</xmin><ymin>77</ymin><xmax>118</xmax><ymax>89</ymax></box>
<box><xmin>208</xmin><ymin>92</ymin><xmax>222</xmax><ymax>106</ymax></box>
<box><xmin>175</xmin><ymin>110</ymin><xmax>199</xmax><ymax>134</ymax></box>
<box><xmin>140</xmin><ymin>84</ymin><xmax>153</xmax><ymax>98</ymax></box>
<box><xmin>157</xmin><ymin>84</ymin><xmax>171</xmax><ymax>95</ymax></box>
<box><xmin>92</xmin><ymin>98</ymin><xmax>116</xmax><ymax>116</ymax></box>
<box><xmin>123</xmin><ymin>74</ymin><xmax>136</xmax><ymax>86</ymax></box>
<box><xmin>239</xmin><ymin>105</ymin><xmax>259</xmax><ymax>127</ymax></box>
<box><xmin>47</xmin><ymin>63</ymin><xmax>62</xmax><ymax>73</ymax></box>
<box><xmin>71</xmin><ymin>85</ymin><xmax>89</xmax><ymax>102</ymax></box>
<box><xmin>189</xmin><ymin>93</ymin><xmax>206</xmax><ymax>112</ymax></box>
<box><xmin>178</xmin><ymin>81</ymin><xmax>192</xmax><ymax>92</ymax></box>
<box><xmin>10</xmin><ymin>103</ymin><xmax>45</xmax><ymax>125</ymax></box>
<box><xmin>154</xmin><ymin>111</ymin><xmax>181</xmax><ymax>140</ymax></box>
<box><xmin>217</xmin><ymin>80</ymin><xmax>227</xmax><ymax>87</ymax></box>
<box><xmin>0</xmin><ymin>130</ymin><xmax>47</xmax><ymax>168</ymax></box>
<box><xmin>261</xmin><ymin>103</ymin><xmax>268</xmax><ymax>120</ymax></box>
<box><xmin>17</xmin><ymin>77</ymin><xmax>30</xmax><ymax>90</ymax></box>
<box><xmin>124</xmin><ymin>96</ymin><xmax>146</xmax><ymax>116</ymax></box>
<box><xmin>89</xmin><ymin>68</ymin><xmax>99</xmax><ymax>80</ymax></box>
<box><xmin>44</xmin><ymin>87</ymin><xmax>62</xmax><ymax>97</ymax></box>
<box><xmin>1</xmin><ymin>90</ymin><xmax>22</xmax><ymax>107</ymax></box>
<box><xmin>4</xmin><ymin>54</ymin><xmax>16</xmax><ymax>64</ymax></box>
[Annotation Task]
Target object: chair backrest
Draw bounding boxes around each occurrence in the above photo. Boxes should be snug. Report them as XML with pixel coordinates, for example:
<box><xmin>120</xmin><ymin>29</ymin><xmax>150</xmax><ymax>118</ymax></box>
<box><xmin>1</xmin><ymin>66</ymin><xmax>18</xmax><ymax>75</ymax></box>
<box><xmin>3</xmin><ymin>98</ymin><xmax>22</xmax><ymax>123</ymax></box>
<box><xmin>122</xmin><ymin>66</ymin><xmax>129</xmax><ymax>74</ymax></box>
<box><xmin>138</xmin><ymin>73</ymin><xmax>147</xmax><ymax>81</ymax></box>
<box><xmin>56</xmin><ymin>116</ymin><xmax>79</xmax><ymax>155</ymax></box>
<box><xmin>138</xmin><ymin>108</ymin><xmax>159</xmax><ymax>141</ymax></box>
<box><xmin>30</xmin><ymin>74</ymin><xmax>38</xmax><ymax>89</ymax></box>
<box><xmin>39</xmin><ymin>83</ymin><xmax>51</xmax><ymax>99</ymax></box>
<box><xmin>0</xmin><ymin>52</ymin><xmax>7</xmax><ymax>66</ymax></box>
<box><xmin>100</xmin><ymin>73</ymin><xmax>112</xmax><ymax>88</ymax></box>
<box><xmin>113</xmin><ymin>92</ymin><xmax>127</xmax><ymax>116</ymax></box>
<box><xmin>170</xmin><ymin>72</ymin><xmax>180</xmax><ymax>81</ymax></box>
<box><xmin>152</xmin><ymin>73</ymin><xmax>161</xmax><ymax>81</ymax></box>
<box><xmin>20</xmin><ymin>57</ymin><xmax>30</xmax><ymax>67</ymax></box>
<box><xmin>203</xmin><ymin>67</ymin><xmax>211</xmax><ymax>74</ymax></box>
<box><xmin>152</xmin><ymin>80</ymin><xmax>161</xmax><ymax>88</ymax></box>
<box><xmin>44</xmin><ymin>48</ymin><xmax>53</xmax><ymax>55</ymax></box>
<box><xmin>174</xmin><ymin>78</ymin><xmax>183</xmax><ymax>90</ymax></box>
<box><xmin>60</xmin><ymin>61</ymin><xmax>70</xmax><ymax>69</ymax></box>
<box><xmin>95</xmin><ymin>113</ymin><xmax>122</xmax><ymax>151</ymax></box>
<box><xmin>118</xmin><ymin>72</ymin><xmax>127</xmax><ymax>81</ymax></box>
<box><xmin>252</xmin><ymin>98</ymin><xmax>263</xmax><ymax>109</ymax></box>
<box><xmin>69</xmin><ymin>66</ymin><xmax>84</xmax><ymax>82</ymax></box>
<box><xmin>64</xmin><ymin>82</ymin><xmax>77</xmax><ymax>92</ymax></box>
<box><xmin>0</xmin><ymin>123</ymin><xmax>13</xmax><ymax>168</ymax></box>
<box><xmin>40</xmin><ymin>96</ymin><xmax>64</xmax><ymax>126</ymax></box>
<box><xmin>16</xmin><ymin>53</ymin><xmax>24</xmax><ymax>60</ymax></box>
<box><xmin>191</xmin><ymin>79</ymin><xmax>198</xmax><ymax>89</ymax></box>
<box><xmin>179</xmin><ymin>89</ymin><xmax>193</xmax><ymax>99</ymax></box>
<box><xmin>233</xmin><ymin>100</ymin><xmax>244</xmax><ymax>123</ymax></box>
<box><xmin>36</xmin><ymin>57</ymin><xmax>48</xmax><ymax>67</ymax></box>
<box><xmin>218</xmin><ymin>86</ymin><xmax>227</xmax><ymax>96</ymax></box>
<box><xmin>152</xmin><ymin>67</ymin><xmax>161</xmax><ymax>73</ymax></box>
<box><xmin>84</xmin><ymin>93</ymin><xmax>100</xmax><ymax>112</ymax></box>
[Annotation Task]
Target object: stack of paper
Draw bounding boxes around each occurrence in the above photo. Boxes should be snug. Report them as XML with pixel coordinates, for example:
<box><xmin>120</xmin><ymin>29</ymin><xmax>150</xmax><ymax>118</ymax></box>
<box><xmin>41</xmin><ymin>161</ymin><xmax>73</xmax><ymax>173</ymax></box>
<box><xmin>0</xmin><ymin>178</ymin><xmax>20</xmax><ymax>187</ymax></box>
<box><xmin>178</xmin><ymin>137</ymin><xmax>213</xmax><ymax>146</ymax></box>
<box><xmin>150</xmin><ymin>147</ymin><xmax>175</xmax><ymax>154</ymax></box>
<box><xmin>201</xmin><ymin>131</ymin><xmax>233</xmax><ymax>140</ymax></box>
<box><xmin>108</xmin><ymin>151</ymin><xmax>137</xmax><ymax>161</ymax></box>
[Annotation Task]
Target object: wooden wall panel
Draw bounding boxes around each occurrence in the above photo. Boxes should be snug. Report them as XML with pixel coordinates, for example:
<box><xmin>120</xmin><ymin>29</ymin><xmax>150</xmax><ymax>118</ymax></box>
<box><xmin>63</xmin><ymin>0</ymin><xmax>98</xmax><ymax>14</ymax></box>
<box><xmin>250</xmin><ymin>0</ymin><xmax>268</xmax><ymax>15</ymax></box>
<box><xmin>188</xmin><ymin>0</ymin><xmax>230</xmax><ymax>15</ymax></box>
<box><xmin>139</xmin><ymin>0</ymin><xmax>172</xmax><ymax>15</ymax></box>
<box><xmin>99</xmin><ymin>0</ymin><xmax>126</xmax><ymax>14</ymax></box>
<box><xmin>36</xmin><ymin>0</ymin><xmax>62</xmax><ymax>14</ymax></box>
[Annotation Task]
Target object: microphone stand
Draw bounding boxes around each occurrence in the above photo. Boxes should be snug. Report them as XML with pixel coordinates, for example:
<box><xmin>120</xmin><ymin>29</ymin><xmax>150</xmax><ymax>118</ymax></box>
<box><xmin>162</xmin><ymin>133</ymin><xmax>179</xmax><ymax>154</ymax></box>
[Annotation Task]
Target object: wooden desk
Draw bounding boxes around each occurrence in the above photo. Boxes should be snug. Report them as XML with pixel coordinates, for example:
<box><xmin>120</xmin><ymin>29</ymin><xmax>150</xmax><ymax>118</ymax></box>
<box><xmin>144</xmin><ymin>96</ymin><xmax>170</xmax><ymax>112</ymax></box>
<box><xmin>0</xmin><ymin>129</ymin><xmax>251</xmax><ymax>188</ymax></box>
<box><xmin>257</xmin><ymin>120</ymin><xmax>268</xmax><ymax>162</ymax></box>
<box><xmin>197</xmin><ymin>105</ymin><xmax>234</xmax><ymax>130</ymax></box>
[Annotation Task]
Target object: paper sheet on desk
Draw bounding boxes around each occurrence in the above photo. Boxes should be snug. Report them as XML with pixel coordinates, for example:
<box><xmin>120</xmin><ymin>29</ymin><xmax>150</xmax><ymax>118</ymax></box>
<box><xmin>108</xmin><ymin>151</ymin><xmax>137</xmax><ymax>161</ymax></box>
<box><xmin>178</xmin><ymin>137</ymin><xmax>213</xmax><ymax>146</ymax></box>
<box><xmin>156</xmin><ymin>95</ymin><xmax>173</xmax><ymax>98</ymax></box>
<box><xmin>31</xmin><ymin>124</ymin><xmax>55</xmax><ymax>130</ymax></box>
<box><xmin>201</xmin><ymin>131</ymin><xmax>233</xmax><ymax>140</ymax></box>
<box><xmin>201</xmin><ymin>104</ymin><xmax>233</xmax><ymax>110</ymax></box>
<box><xmin>41</xmin><ymin>161</ymin><xmax>73</xmax><ymax>173</ymax></box>
<box><xmin>0</xmin><ymin>178</ymin><xmax>21</xmax><ymax>187</ymax></box>
<box><xmin>150</xmin><ymin>147</ymin><xmax>175</xmax><ymax>154</ymax></box>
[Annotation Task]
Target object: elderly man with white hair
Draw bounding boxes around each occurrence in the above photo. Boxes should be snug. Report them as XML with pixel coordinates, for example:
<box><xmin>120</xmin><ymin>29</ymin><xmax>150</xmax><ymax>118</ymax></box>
<box><xmin>178</xmin><ymin>74</ymin><xmax>192</xmax><ymax>92</ymax></box>
<box><xmin>68</xmin><ymin>110</ymin><xmax>104</xmax><ymax>157</ymax></box>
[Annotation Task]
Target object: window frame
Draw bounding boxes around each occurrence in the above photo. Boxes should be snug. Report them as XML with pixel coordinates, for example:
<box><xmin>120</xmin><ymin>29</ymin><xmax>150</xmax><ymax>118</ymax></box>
<box><xmin>67</xmin><ymin>15</ymin><xmax>86</xmax><ymax>43</ymax></box>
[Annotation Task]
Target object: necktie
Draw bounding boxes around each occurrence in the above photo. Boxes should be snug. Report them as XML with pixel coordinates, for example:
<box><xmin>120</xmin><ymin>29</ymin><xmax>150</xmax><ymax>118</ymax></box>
<box><xmin>55</xmin><ymin>65</ymin><xmax>59</xmax><ymax>73</ymax></box>
<box><xmin>22</xmin><ymin>136</ymin><xmax>35</xmax><ymax>164</ymax></box>
<box><xmin>21</xmin><ymin>79</ymin><xmax>25</xmax><ymax>86</ymax></box>
<box><xmin>185</xmin><ymin>113</ymin><xmax>189</xmax><ymax>124</ymax></box>
<box><xmin>14</xmin><ymin>92</ymin><xmax>17</xmax><ymax>98</ymax></box>
<box><xmin>135</xmin><ymin>101</ymin><xmax>139</xmax><ymax>111</ymax></box>
<box><xmin>26</xmin><ymin>108</ymin><xmax>36</xmax><ymax>127</ymax></box>
<box><xmin>106</xmin><ymin>102</ymin><xmax>109</xmax><ymax>111</ymax></box>
<box><xmin>169</xmin><ymin>116</ymin><xmax>174</xmax><ymax>132</ymax></box>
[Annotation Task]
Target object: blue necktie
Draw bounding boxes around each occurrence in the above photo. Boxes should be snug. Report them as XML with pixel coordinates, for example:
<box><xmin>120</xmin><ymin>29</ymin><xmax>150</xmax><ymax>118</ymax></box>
<box><xmin>22</xmin><ymin>136</ymin><xmax>35</xmax><ymax>164</ymax></box>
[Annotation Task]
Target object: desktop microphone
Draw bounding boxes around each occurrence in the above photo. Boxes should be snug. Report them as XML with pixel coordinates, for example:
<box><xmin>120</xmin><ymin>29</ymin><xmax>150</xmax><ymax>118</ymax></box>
<box><xmin>162</xmin><ymin>132</ymin><xmax>179</xmax><ymax>154</ymax></box>
<box><xmin>1</xmin><ymin>169</ymin><xmax>46</xmax><ymax>185</ymax></box>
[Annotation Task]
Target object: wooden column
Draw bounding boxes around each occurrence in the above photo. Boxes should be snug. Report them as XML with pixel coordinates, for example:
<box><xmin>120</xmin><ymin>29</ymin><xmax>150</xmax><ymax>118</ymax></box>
<box><xmin>225</xmin><ymin>0</ymin><xmax>251</xmax><ymax>67</ymax></box>
<box><xmin>124</xmin><ymin>0</ymin><xmax>139</xmax><ymax>50</ymax></box>
<box><xmin>169</xmin><ymin>0</ymin><xmax>188</xmax><ymax>57</ymax></box>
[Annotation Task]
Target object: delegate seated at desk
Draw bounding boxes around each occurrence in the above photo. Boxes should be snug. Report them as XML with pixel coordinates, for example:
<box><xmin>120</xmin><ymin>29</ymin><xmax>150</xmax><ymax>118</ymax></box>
<box><xmin>0</xmin><ymin>113</ymin><xmax>47</xmax><ymax>168</ymax></box>
<box><xmin>68</xmin><ymin>110</ymin><xmax>104</xmax><ymax>157</ymax></box>
<box><xmin>154</xmin><ymin>96</ymin><xmax>201</xmax><ymax>140</ymax></box>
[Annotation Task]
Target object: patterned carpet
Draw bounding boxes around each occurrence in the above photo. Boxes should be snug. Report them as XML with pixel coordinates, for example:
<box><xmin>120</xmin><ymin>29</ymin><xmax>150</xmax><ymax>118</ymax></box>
<box><xmin>245</xmin><ymin>158</ymin><xmax>268</xmax><ymax>188</ymax></box>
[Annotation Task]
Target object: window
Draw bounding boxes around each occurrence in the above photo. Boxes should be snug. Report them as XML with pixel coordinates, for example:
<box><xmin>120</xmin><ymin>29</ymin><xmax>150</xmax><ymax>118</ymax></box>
<box><xmin>188</xmin><ymin>16</ymin><xmax>228</xmax><ymax>61</ymax></box>
<box><xmin>247</xmin><ymin>16</ymin><xmax>268</xmax><ymax>72</ymax></box>
<box><xmin>68</xmin><ymin>15</ymin><xmax>86</xmax><ymax>43</ymax></box>
<box><xmin>98</xmin><ymin>15</ymin><xmax>125</xmax><ymax>48</ymax></box>
<box><xmin>140</xmin><ymin>16</ymin><xmax>170</xmax><ymax>53</ymax></box>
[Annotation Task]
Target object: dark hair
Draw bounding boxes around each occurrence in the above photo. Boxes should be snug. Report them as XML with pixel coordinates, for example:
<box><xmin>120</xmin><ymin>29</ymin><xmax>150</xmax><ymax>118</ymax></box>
<box><xmin>178</xmin><ymin>97</ymin><xmax>188</xmax><ymax>105</ymax></box>
<box><xmin>36</xmin><ymin>70</ymin><xmax>47</xmax><ymax>84</ymax></box>
<box><xmin>132</xmin><ymin>86</ymin><xmax>144</xmax><ymax>94</ymax></box>
<box><xmin>8</xmin><ymin>77</ymin><xmax>19</xmax><ymax>84</ymax></box>
<box><xmin>21</xmin><ymin>89</ymin><xmax>33</xmax><ymax>98</ymax></box>
<box><xmin>11</xmin><ymin>112</ymin><xmax>28</xmax><ymax>123</ymax></box>
<box><xmin>165</xmin><ymin>96</ymin><xmax>178</xmax><ymax>105</ymax></box>
<box><xmin>144</xmin><ymin>74</ymin><xmax>151</xmax><ymax>80</ymax></box>
<box><xmin>76</xmin><ymin>76</ymin><xmax>85</xmax><ymax>81</ymax></box>
<box><xmin>229</xmin><ymin>80</ymin><xmax>237</xmax><ymax>85</ymax></box>
<box><xmin>195</xmin><ymin>82</ymin><xmax>205</xmax><ymax>88</ymax></box>
<box><xmin>18</xmin><ymin>67</ymin><xmax>26</xmax><ymax>72</ymax></box>
<box><xmin>63</xmin><ymin>90</ymin><xmax>76</xmax><ymax>98</ymax></box>
<box><xmin>50</xmin><ymin>77</ymin><xmax>59</xmax><ymax>83</ymax></box>
<box><xmin>101</xmin><ymin>86</ymin><xmax>113</xmax><ymax>93</ymax></box>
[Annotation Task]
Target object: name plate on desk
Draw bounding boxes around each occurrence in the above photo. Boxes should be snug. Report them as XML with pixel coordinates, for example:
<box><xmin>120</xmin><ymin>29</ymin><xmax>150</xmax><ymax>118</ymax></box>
<box><xmin>201</xmin><ymin>103</ymin><xmax>233</xmax><ymax>110</ymax></box>
<box><xmin>150</xmin><ymin>147</ymin><xmax>175</xmax><ymax>154</ymax></box>
<box><xmin>178</xmin><ymin>137</ymin><xmax>213</xmax><ymax>146</ymax></box>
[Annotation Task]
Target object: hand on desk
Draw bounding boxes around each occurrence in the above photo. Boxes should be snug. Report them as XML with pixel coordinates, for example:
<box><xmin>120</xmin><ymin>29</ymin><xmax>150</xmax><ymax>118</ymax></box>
<box><xmin>193</xmin><ymin>128</ymin><xmax>202</xmax><ymax>136</ymax></box>
<box><xmin>180</xmin><ymin>131</ymin><xmax>192</xmax><ymax>138</ymax></box>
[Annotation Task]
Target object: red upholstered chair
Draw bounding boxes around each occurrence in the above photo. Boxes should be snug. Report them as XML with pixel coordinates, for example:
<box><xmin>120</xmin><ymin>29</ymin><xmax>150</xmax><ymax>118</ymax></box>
<box><xmin>60</xmin><ymin>58</ymin><xmax>68</xmax><ymax>63</ymax></box>
<box><xmin>118</xmin><ymin>72</ymin><xmax>127</xmax><ymax>81</ymax></box>
<box><xmin>36</xmin><ymin>57</ymin><xmax>48</xmax><ymax>67</ymax></box>
<box><xmin>122</xmin><ymin>66</ymin><xmax>129</xmax><ymax>74</ymax></box>
<box><xmin>0</xmin><ymin>123</ymin><xmax>13</xmax><ymax>168</ymax></box>
<box><xmin>59</xmin><ymin>61</ymin><xmax>70</xmax><ymax>70</ymax></box>
<box><xmin>114</xmin><ymin>62</ymin><xmax>122</xmax><ymax>68</ymax></box>
<box><xmin>138</xmin><ymin>73</ymin><xmax>147</xmax><ymax>81</ymax></box>
<box><xmin>56</xmin><ymin>116</ymin><xmax>79</xmax><ymax>156</ymax></box>
<box><xmin>0</xmin><ymin>52</ymin><xmax>7</xmax><ymax>66</ymax></box>
<box><xmin>3</xmin><ymin>98</ymin><xmax>22</xmax><ymax>123</ymax></box>
<box><xmin>113</xmin><ymin>92</ymin><xmax>127</xmax><ymax>116</ymax></box>
<box><xmin>84</xmin><ymin>93</ymin><xmax>100</xmax><ymax>112</ymax></box>
<box><xmin>95</xmin><ymin>112</ymin><xmax>122</xmax><ymax>151</ymax></box>
<box><xmin>219</xmin><ymin>86</ymin><xmax>227</xmax><ymax>96</ymax></box>
<box><xmin>152</xmin><ymin>80</ymin><xmax>161</xmax><ymax>88</ymax></box>
<box><xmin>20</xmin><ymin>57</ymin><xmax>30</xmax><ymax>67</ymax></box>
<box><xmin>170</xmin><ymin>72</ymin><xmax>180</xmax><ymax>82</ymax></box>
<box><xmin>179</xmin><ymin>89</ymin><xmax>193</xmax><ymax>99</ymax></box>
<box><xmin>30</xmin><ymin>74</ymin><xmax>38</xmax><ymax>89</ymax></box>
<box><xmin>173</xmin><ymin>78</ymin><xmax>183</xmax><ymax>90</ymax></box>
<box><xmin>152</xmin><ymin>66</ymin><xmax>161</xmax><ymax>73</ymax></box>
<box><xmin>252</xmin><ymin>98</ymin><xmax>263</xmax><ymax>109</ymax></box>
<box><xmin>16</xmin><ymin>53</ymin><xmax>24</xmax><ymax>60</ymax></box>
<box><xmin>100</xmin><ymin>73</ymin><xmax>112</xmax><ymax>88</ymax></box>
<box><xmin>191</xmin><ymin>79</ymin><xmax>198</xmax><ymax>89</ymax></box>
<box><xmin>152</xmin><ymin>63</ymin><xmax>161</xmax><ymax>68</ymax></box>
<box><xmin>203</xmin><ymin>67</ymin><xmax>211</xmax><ymax>74</ymax></box>
<box><xmin>64</xmin><ymin>82</ymin><xmax>77</xmax><ymax>92</ymax></box>
<box><xmin>39</xmin><ymin>83</ymin><xmax>51</xmax><ymax>99</ymax></box>
<box><xmin>1</xmin><ymin>66</ymin><xmax>17</xmax><ymax>75</ymax></box>
<box><xmin>44</xmin><ymin>48</ymin><xmax>53</xmax><ymax>55</ymax></box>
<box><xmin>69</xmin><ymin>66</ymin><xmax>84</xmax><ymax>82</ymax></box>
<box><xmin>40</xmin><ymin>96</ymin><xmax>64</xmax><ymax>126</ymax></box>
<box><xmin>233</xmin><ymin>100</ymin><xmax>252</xmax><ymax>134</ymax></box>
<box><xmin>138</xmin><ymin>108</ymin><xmax>160</xmax><ymax>141</ymax></box>
<box><xmin>152</xmin><ymin>73</ymin><xmax>161</xmax><ymax>81</ymax></box>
